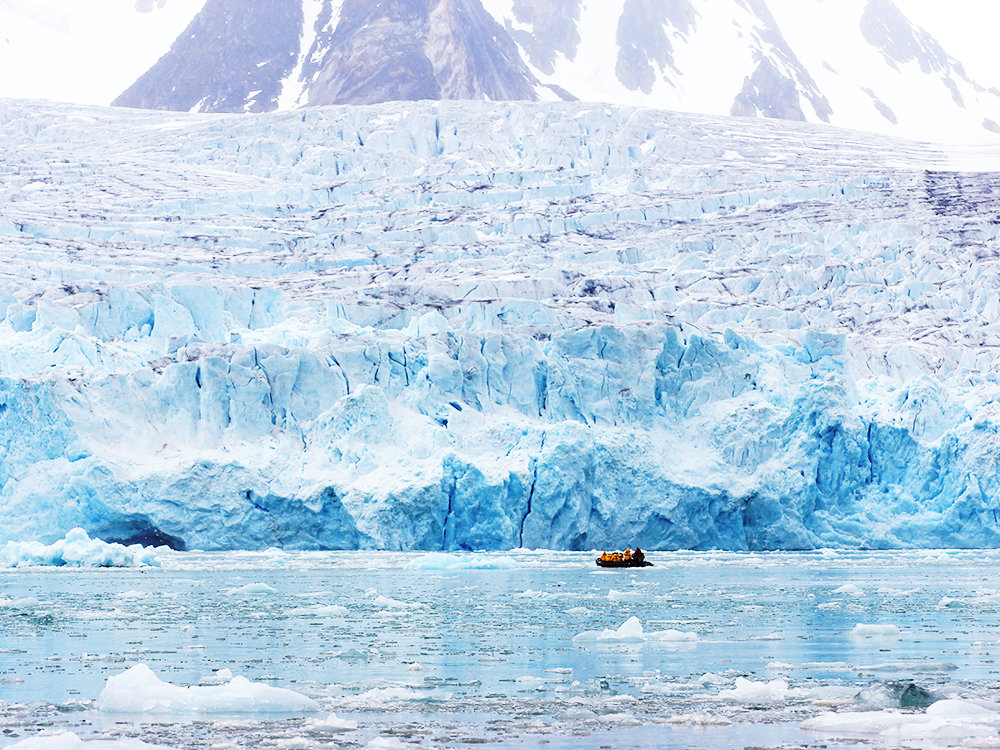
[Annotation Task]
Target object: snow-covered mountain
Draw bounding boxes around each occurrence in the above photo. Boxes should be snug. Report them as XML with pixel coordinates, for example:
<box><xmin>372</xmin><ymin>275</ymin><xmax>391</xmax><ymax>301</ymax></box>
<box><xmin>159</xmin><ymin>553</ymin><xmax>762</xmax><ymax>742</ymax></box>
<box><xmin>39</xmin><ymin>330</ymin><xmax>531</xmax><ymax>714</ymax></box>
<box><xmin>3</xmin><ymin>97</ymin><xmax>1000</xmax><ymax>551</ymax></box>
<box><xmin>112</xmin><ymin>0</ymin><xmax>1000</xmax><ymax>140</ymax></box>
<box><xmin>115</xmin><ymin>0</ymin><xmax>543</xmax><ymax>113</ymax></box>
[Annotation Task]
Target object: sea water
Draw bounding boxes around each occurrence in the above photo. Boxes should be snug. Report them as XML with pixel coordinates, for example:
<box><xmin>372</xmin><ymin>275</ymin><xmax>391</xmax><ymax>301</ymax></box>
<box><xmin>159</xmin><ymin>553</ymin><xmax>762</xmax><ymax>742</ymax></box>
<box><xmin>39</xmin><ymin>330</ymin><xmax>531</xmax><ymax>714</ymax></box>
<box><xmin>3</xmin><ymin>549</ymin><xmax>1000</xmax><ymax>749</ymax></box>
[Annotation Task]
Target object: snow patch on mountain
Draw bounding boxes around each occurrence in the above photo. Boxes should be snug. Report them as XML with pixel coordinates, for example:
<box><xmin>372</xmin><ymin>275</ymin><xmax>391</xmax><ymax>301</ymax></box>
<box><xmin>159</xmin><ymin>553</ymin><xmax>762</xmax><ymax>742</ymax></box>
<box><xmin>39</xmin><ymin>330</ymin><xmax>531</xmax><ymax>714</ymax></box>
<box><xmin>482</xmin><ymin>0</ymin><xmax>1000</xmax><ymax>141</ymax></box>
<box><xmin>277</xmin><ymin>0</ymin><xmax>332</xmax><ymax>110</ymax></box>
<box><xmin>766</xmin><ymin>0</ymin><xmax>1000</xmax><ymax>141</ymax></box>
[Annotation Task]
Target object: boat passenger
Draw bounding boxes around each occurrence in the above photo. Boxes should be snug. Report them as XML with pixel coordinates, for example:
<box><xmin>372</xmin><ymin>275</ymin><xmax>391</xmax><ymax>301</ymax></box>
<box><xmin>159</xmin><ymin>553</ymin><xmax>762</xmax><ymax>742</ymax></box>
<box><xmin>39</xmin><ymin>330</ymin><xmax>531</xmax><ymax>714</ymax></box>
<box><xmin>633</xmin><ymin>547</ymin><xmax>644</xmax><ymax>563</ymax></box>
<box><xmin>624</xmin><ymin>548</ymin><xmax>632</xmax><ymax>561</ymax></box>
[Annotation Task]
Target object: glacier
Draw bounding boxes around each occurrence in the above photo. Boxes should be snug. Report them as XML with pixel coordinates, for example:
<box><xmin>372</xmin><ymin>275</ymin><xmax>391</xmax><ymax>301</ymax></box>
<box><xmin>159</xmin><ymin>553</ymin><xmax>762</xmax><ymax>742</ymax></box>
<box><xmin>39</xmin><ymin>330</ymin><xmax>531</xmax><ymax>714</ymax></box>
<box><xmin>2</xmin><ymin>98</ymin><xmax>1000</xmax><ymax>551</ymax></box>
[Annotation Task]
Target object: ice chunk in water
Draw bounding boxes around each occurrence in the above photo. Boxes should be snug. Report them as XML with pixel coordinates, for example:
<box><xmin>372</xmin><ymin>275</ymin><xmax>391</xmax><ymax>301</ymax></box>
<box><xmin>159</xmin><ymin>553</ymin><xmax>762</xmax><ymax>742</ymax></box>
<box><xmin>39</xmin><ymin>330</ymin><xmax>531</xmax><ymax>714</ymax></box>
<box><xmin>718</xmin><ymin>677</ymin><xmax>805</xmax><ymax>702</ymax></box>
<box><xmin>0</xmin><ymin>596</ymin><xmax>40</xmax><ymax>609</ymax></box>
<box><xmin>855</xmin><ymin>680</ymin><xmax>945</xmax><ymax>708</ymax></box>
<box><xmin>1</xmin><ymin>529</ymin><xmax>159</xmax><ymax>568</ymax></box>
<box><xmin>573</xmin><ymin>616</ymin><xmax>698</xmax><ymax>644</ymax></box>
<box><xmin>97</xmin><ymin>664</ymin><xmax>318</xmax><ymax>714</ymax></box>
<box><xmin>3</xmin><ymin>732</ymin><xmax>176</xmax><ymax>750</ymax></box>
<box><xmin>406</xmin><ymin>552</ymin><xmax>518</xmax><ymax>570</ymax></box>
<box><xmin>850</xmin><ymin>623</ymin><xmax>901</xmax><ymax>639</ymax></box>
<box><xmin>306</xmin><ymin>713</ymin><xmax>358</xmax><ymax>732</ymax></box>
<box><xmin>285</xmin><ymin>604</ymin><xmax>349</xmax><ymax>617</ymax></box>
<box><xmin>832</xmin><ymin>584</ymin><xmax>864</xmax><ymax>596</ymax></box>
<box><xmin>573</xmin><ymin>615</ymin><xmax>646</xmax><ymax>643</ymax></box>
<box><xmin>229</xmin><ymin>583</ymin><xmax>278</xmax><ymax>595</ymax></box>
<box><xmin>803</xmin><ymin>699</ymin><xmax>1000</xmax><ymax>743</ymax></box>
<box><xmin>370</xmin><ymin>592</ymin><xmax>424</xmax><ymax>609</ymax></box>
<box><xmin>366</xmin><ymin>738</ymin><xmax>410</xmax><ymax>749</ymax></box>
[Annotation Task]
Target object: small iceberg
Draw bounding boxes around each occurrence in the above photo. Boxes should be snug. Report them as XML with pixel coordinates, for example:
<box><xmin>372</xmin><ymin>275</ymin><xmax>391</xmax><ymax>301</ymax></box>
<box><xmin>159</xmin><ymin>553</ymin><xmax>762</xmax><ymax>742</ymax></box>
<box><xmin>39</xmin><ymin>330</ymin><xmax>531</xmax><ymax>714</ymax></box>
<box><xmin>573</xmin><ymin>616</ymin><xmax>698</xmax><ymax>645</ymax></box>
<box><xmin>97</xmin><ymin>664</ymin><xmax>318</xmax><ymax>714</ymax></box>
<box><xmin>1</xmin><ymin>528</ymin><xmax>160</xmax><ymax>568</ymax></box>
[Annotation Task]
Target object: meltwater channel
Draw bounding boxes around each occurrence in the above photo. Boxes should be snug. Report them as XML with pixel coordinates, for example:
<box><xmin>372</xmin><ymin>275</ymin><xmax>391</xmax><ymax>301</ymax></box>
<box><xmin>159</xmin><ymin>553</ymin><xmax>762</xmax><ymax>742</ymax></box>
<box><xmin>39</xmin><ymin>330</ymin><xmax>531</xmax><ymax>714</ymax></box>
<box><xmin>3</xmin><ymin>549</ymin><xmax>1000</xmax><ymax>749</ymax></box>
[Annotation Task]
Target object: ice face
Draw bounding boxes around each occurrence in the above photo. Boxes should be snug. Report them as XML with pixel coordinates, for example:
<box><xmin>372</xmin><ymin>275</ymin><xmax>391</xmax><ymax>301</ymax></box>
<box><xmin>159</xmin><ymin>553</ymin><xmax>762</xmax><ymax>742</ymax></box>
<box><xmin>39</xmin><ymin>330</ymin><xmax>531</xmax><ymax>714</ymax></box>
<box><xmin>1</xmin><ymin>98</ymin><xmax>1000</xmax><ymax>551</ymax></box>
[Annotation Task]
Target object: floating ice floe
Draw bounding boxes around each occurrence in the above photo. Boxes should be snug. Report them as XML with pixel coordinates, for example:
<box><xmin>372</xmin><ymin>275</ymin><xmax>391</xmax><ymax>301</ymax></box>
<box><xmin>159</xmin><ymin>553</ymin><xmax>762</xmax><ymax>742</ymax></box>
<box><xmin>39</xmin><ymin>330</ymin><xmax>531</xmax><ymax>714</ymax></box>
<box><xmin>850</xmin><ymin>623</ymin><xmax>901</xmax><ymax>639</ymax></box>
<box><xmin>664</xmin><ymin>712</ymin><xmax>733</xmax><ymax>726</ymax></box>
<box><xmin>366</xmin><ymin>738</ymin><xmax>411</xmax><ymax>749</ymax></box>
<box><xmin>305</xmin><ymin>712</ymin><xmax>358</xmax><ymax>732</ymax></box>
<box><xmin>358</xmin><ymin>687</ymin><xmax>429</xmax><ymax>702</ymax></box>
<box><xmin>97</xmin><ymin>664</ymin><xmax>318</xmax><ymax>714</ymax></box>
<box><xmin>115</xmin><ymin>590</ymin><xmax>149</xmax><ymax>599</ymax></box>
<box><xmin>572</xmin><ymin>616</ymin><xmax>697</xmax><ymax>645</ymax></box>
<box><xmin>832</xmin><ymin>584</ymin><xmax>864</xmax><ymax>596</ymax></box>
<box><xmin>719</xmin><ymin>677</ymin><xmax>788</xmax><ymax>703</ymax></box>
<box><xmin>718</xmin><ymin>677</ymin><xmax>809</xmax><ymax>702</ymax></box>
<box><xmin>0</xmin><ymin>596</ymin><xmax>40</xmax><ymax>609</ymax></box>
<box><xmin>599</xmin><ymin>712</ymin><xmax>641</xmax><ymax>725</ymax></box>
<box><xmin>405</xmin><ymin>552</ymin><xmax>518</xmax><ymax>570</ymax></box>
<box><xmin>766</xmin><ymin>660</ymin><xmax>853</xmax><ymax>673</ymax></box>
<box><xmin>607</xmin><ymin>588</ymin><xmax>645</xmax><ymax>601</ymax></box>
<box><xmin>228</xmin><ymin>582</ymin><xmax>279</xmax><ymax>595</ymax></box>
<box><xmin>284</xmin><ymin>604</ymin><xmax>349</xmax><ymax>617</ymax></box>
<box><xmin>1</xmin><ymin>732</ymin><xmax>176</xmax><ymax>750</ymax></box>
<box><xmin>514</xmin><ymin>589</ymin><xmax>550</xmax><ymax>600</ymax></box>
<box><xmin>802</xmin><ymin>699</ymin><xmax>1000</xmax><ymax>745</ymax></box>
<box><xmin>371</xmin><ymin>593</ymin><xmax>424</xmax><ymax>609</ymax></box>
<box><xmin>1</xmin><ymin>528</ymin><xmax>159</xmax><ymax>568</ymax></box>
<box><xmin>514</xmin><ymin>675</ymin><xmax>550</xmax><ymax>685</ymax></box>
<box><xmin>855</xmin><ymin>680</ymin><xmax>945</xmax><ymax>709</ymax></box>
<box><xmin>337</xmin><ymin>686</ymin><xmax>450</xmax><ymax>707</ymax></box>
<box><xmin>854</xmin><ymin>661</ymin><xmax>958</xmax><ymax>674</ymax></box>
<box><xmin>749</xmin><ymin>631</ymin><xmax>783</xmax><ymax>641</ymax></box>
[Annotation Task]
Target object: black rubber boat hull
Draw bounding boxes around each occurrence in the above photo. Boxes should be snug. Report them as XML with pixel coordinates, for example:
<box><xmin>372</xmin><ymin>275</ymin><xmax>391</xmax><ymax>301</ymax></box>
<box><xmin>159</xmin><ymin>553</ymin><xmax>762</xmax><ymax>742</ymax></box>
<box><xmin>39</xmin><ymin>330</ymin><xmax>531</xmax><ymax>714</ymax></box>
<box><xmin>595</xmin><ymin>560</ymin><xmax>653</xmax><ymax>568</ymax></box>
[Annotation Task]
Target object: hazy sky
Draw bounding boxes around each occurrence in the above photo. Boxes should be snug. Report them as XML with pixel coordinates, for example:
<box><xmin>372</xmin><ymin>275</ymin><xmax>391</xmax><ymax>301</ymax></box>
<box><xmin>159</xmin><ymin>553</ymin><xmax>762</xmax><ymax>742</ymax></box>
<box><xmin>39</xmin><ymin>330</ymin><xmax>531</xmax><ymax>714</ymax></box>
<box><xmin>0</xmin><ymin>0</ymin><xmax>998</xmax><ymax>109</ymax></box>
<box><xmin>0</xmin><ymin>0</ymin><xmax>209</xmax><ymax>105</ymax></box>
<box><xmin>897</xmin><ymin>0</ymin><xmax>1000</xmax><ymax>86</ymax></box>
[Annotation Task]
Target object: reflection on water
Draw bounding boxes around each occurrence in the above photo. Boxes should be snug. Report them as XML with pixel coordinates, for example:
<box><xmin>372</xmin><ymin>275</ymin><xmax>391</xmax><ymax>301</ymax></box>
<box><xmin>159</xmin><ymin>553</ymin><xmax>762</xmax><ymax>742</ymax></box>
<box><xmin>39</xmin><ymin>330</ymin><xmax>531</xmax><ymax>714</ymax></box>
<box><xmin>2</xmin><ymin>549</ymin><xmax>1000</xmax><ymax>748</ymax></box>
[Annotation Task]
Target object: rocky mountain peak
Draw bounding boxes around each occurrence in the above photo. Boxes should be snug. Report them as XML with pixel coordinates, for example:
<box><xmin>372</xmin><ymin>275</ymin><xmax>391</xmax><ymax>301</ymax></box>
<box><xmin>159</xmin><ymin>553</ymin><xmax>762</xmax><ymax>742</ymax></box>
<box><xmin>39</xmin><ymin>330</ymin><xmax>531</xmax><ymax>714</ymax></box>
<box><xmin>306</xmin><ymin>0</ymin><xmax>538</xmax><ymax>106</ymax></box>
<box><xmin>114</xmin><ymin>0</ymin><xmax>302</xmax><ymax>113</ymax></box>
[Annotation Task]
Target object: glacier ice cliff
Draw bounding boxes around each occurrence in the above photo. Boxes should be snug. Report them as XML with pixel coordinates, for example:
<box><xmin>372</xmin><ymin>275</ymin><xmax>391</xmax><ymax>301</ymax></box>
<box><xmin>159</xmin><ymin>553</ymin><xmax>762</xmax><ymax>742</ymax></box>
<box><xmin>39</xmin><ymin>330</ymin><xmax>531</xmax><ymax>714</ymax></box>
<box><xmin>2</xmin><ymin>98</ymin><xmax>1000</xmax><ymax>551</ymax></box>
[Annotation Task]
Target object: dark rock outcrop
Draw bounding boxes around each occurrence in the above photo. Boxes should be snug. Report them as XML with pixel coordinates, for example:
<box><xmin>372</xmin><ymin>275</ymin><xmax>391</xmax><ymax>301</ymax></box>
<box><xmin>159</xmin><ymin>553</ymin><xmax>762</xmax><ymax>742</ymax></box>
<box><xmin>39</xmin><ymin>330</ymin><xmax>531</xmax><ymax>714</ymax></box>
<box><xmin>307</xmin><ymin>0</ymin><xmax>538</xmax><ymax>106</ymax></box>
<box><xmin>504</xmin><ymin>0</ymin><xmax>583</xmax><ymax>76</ymax></box>
<box><xmin>861</xmin><ymin>0</ymin><xmax>950</xmax><ymax>74</ymax></box>
<box><xmin>615</xmin><ymin>0</ymin><xmax>697</xmax><ymax>95</ymax></box>
<box><xmin>114</xmin><ymin>0</ymin><xmax>302</xmax><ymax>113</ymax></box>
<box><xmin>732</xmin><ymin>58</ymin><xmax>806</xmax><ymax>121</ymax></box>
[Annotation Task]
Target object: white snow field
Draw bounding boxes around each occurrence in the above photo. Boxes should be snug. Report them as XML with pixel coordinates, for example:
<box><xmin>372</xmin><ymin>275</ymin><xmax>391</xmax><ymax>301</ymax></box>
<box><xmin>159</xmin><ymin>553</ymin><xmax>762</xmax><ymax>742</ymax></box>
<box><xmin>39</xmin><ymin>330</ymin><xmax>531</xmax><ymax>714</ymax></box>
<box><xmin>2</xmin><ymin>98</ymin><xmax>1000</xmax><ymax>552</ymax></box>
<box><xmin>2</xmin><ymin>549</ymin><xmax>1000</xmax><ymax>749</ymax></box>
